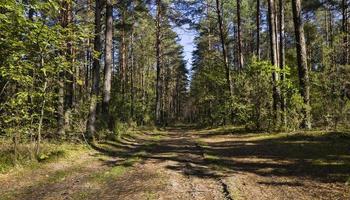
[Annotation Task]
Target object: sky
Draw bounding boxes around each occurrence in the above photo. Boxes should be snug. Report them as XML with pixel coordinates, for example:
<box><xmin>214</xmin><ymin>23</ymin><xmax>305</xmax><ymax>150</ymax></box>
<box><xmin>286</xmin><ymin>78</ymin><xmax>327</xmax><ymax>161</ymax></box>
<box><xmin>173</xmin><ymin>25</ymin><xmax>196</xmax><ymax>75</ymax></box>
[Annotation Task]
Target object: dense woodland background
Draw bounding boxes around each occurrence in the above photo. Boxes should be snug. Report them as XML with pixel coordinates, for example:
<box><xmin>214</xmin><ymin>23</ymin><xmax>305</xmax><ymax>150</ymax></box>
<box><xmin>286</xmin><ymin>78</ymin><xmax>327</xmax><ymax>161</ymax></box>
<box><xmin>0</xmin><ymin>0</ymin><xmax>350</xmax><ymax>161</ymax></box>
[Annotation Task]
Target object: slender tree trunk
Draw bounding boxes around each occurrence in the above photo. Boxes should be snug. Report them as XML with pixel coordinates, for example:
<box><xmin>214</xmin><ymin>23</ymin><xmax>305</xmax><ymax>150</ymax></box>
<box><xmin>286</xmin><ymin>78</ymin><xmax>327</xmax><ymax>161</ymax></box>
<box><xmin>36</xmin><ymin>56</ymin><xmax>46</xmax><ymax>157</ymax></box>
<box><xmin>130</xmin><ymin>30</ymin><xmax>135</xmax><ymax>120</ymax></box>
<box><xmin>236</xmin><ymin>0</ymin><xmax>244</xmax><ymax>69</ymax></box>
<box><xmin>155</xmin><ymin>0</ymin><xmax>162</xmax><ymax>125</ymax></box>
<box><xmin>279</xmin><ymin>0</ymin><xmax>287</xmax><ymax>127</ymax></box>
<box><xmin>274</xmin><ymin>0</ymin><xmax>280</xmax><ymax>66</ymax></box>
<box><xmin>215</xmin><ymin>0</ymin><xmax>232</xmax><ymax>96</ymax></box>
<box><xmin>57</xmin><ymin>0</ymin><xmax>70</xmax><ymax>137</ymax></box>
<box><xmin>267</xmin><ymin>0</ymin><xmax>281</xmax><ymax>127</ymax></box>
<box><xmin>85</xmin><ymin>38</ymin><xmax>91</xmax><ymax>92</ymax></box>
<box><xmin>130</xmin><ymin>2</ymin><xmax>136</xmax><ymax>120</ymax></box>
<box><xmin>342</xmin><ymin>0</ymin><xmax>348</xmax><ymax>64</ymax></box>
<box><xmin>207</xmin><ymin>0</ymin><xmax>212</xmax><ymax>50</ymax></box>
<box><xmin>256</xmin><ymin>0</ymin><xmax>260</xmax><ymax>59</ymax></box>
<box><xmin>57</xmin><ymin>73</ymin><xmax>65</xmax><ymax>136</ymax></box>
<box><xmin>325</xmin><ymin>9</ymin><xmax>329</xmax><ymax>46</ymax></box>
<box><xmin>291</xmin><ymin>0</ymin><xmax>311</xmax><ymax>129</ymax></box>
<box><xmin>102</xmin><ymin>0</ymin><xmax>113</xmax><ymax>118</ymax></box>
<box><xmin>87</xmin><ymin>0</ymin><xmax>102</xmax><ymax>140</ymax></box>
<box><xmin>120</xmin><ymin>10</ymin><xmax>127</xmax><ymax>98</ymax></box>
<box><xmin>64</xmin><ymin>0</ymin><xmax>74</xmax><ymax>131</ymax></box>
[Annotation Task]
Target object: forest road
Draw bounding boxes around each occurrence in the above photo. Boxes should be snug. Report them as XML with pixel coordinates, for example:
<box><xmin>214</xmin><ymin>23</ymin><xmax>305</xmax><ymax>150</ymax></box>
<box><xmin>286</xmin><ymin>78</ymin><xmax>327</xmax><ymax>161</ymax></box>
<box><xmin>0</xmin><ymin>127</ymin><xmax>349</xmax><ymax>199</ymax></box>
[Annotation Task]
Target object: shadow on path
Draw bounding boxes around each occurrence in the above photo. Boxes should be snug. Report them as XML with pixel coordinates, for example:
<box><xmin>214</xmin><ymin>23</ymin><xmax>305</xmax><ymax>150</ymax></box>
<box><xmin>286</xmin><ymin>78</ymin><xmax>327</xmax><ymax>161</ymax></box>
<box><xmin>91</xmin><ymin>126</ymin><xmax>350</xmax><ymax>184</ymax></box>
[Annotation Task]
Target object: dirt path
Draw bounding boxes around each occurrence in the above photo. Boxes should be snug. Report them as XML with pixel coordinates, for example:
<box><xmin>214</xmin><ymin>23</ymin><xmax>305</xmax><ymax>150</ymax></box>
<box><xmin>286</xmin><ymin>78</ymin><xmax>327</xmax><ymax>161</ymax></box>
<box><xmin>1</xmin><ymin>127</ymin><xmax>349</xmax><ymax>199</ymax></box>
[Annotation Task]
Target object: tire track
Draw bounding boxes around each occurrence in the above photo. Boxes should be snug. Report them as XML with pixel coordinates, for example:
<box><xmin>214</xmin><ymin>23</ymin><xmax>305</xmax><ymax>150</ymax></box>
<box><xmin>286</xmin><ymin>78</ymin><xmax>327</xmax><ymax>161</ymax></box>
<box><xmin>193</xmin><ymin>140</ymin><xmax>233</xmax><ymax>200</ymax></box>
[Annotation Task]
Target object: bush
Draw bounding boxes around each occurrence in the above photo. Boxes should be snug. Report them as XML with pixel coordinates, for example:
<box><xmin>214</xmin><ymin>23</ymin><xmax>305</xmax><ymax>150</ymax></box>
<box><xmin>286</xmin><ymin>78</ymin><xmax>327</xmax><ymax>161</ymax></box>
<box><xmin>107</xmin><ymin>121</ymin><xmax>129</xmax><ymax>141</ymax></box>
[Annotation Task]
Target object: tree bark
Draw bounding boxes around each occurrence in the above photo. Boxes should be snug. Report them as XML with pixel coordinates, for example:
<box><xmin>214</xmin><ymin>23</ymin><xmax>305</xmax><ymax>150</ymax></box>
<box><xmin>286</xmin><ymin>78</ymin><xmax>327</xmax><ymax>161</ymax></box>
<box><xmin>87</xmin><ymin>0</ymin><xmax>102</xmax><ymax>140</ymax></box>
<box><xmin>130</xmin><ymin>29</ymin><xmax>135</xmax><ymax>120</ymax></box>
<box><xmin>279</xmin><ymin>0</ymin><xmax>286</xmax><ymax>127</ymax></box>
<box><xmin>57</xmin><ymin>0</ymin><xmax>72</xmax><ymax>136</ymax></box>
<box><xmin>119</xmin><ymin>9</ymin><xmax>127</xmax><ymax>99</ymax></box>
<box><xmin>256</xmin><ymin>0</ymin><xmax>260</xmax><ymax>59</ymax></box>
<box><xmin>63</xmin><ymin>0</ymin><xmax>74</xmax><ymax>131</ymax></box>
<box><xmin>215</xmin><ymin>0</ymin><xmax>232</xmax><ymax>96</ymax></box>
<box><xmin>267</xmin><ymin>0</ymin><xmax>281</xmax><ymax>126</ymax></box>
<box><xmin>237</xmin><ymin>0</ymin><xmax>244</xmax><ymax>69</ymax></box>
<box><xmin>291</xmin><ymin>0</ymin><xmax>311</xmax><ymax>129</ymax></box>
<box><xmin>102</xmin><ymin>0</ymin><xmax>113</xmax><ymax>117</ymax></box>
<box><xmin>155</xmin><ymin>0</ymin><xmax>162</xmax><ymax>125</ymax></box>
<box><xmin>342</xmin><ymin>0</ymin><xmax>348</xmax><ymax>64</ymax></box>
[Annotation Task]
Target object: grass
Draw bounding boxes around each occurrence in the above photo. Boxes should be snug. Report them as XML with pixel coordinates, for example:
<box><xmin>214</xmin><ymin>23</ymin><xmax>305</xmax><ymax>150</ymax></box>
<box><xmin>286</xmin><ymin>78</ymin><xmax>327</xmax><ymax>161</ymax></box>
<box><xmin>246</xmin><ymin>130</ymin><xmax>350</xmax><ymax>142</ymax></box>
<box><xmin>71</xmin><ymin>191</ymin><xmax>93</xmax><ymax>200</ymax></box>
<box><xmin>0</xmin><ymin>141</ymin><xmax>87</xmax><ymax>174</ymax></box>
<box><xmin>90</xmin><ymin>165</ymin><xmax>128</xmax><ymax>183</ymax></box>
<box><xmin>196</xmin><ymin>126</ymin><xmax>350</xmax><ymax>183</ymax></box>
<box><xmin>145</xmin><ymin>191</ymin><xmax>157</xmax><ymax>200</ymax></box>
<box><xmin>46</xmin><ymin>169</ymin><xmax>71</xmax><ymax>183</ymax></box>
<box><xmin>149</xmin><ymin>134</ymin><xmax>164</xmax><ymax>141</ymax></box>
<box><xmin>203</xmin><ymin>153</ymin><xmax>221</xmax><ymax>164</ymax></box>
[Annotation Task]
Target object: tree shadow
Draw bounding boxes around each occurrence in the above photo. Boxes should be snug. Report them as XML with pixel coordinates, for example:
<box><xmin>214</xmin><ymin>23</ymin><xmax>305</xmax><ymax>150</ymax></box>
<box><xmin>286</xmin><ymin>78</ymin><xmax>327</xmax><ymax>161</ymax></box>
<box><xmin>90</xmin><ymin>126</ymin><xmax>350</xmax><ymax>184</ymax></box>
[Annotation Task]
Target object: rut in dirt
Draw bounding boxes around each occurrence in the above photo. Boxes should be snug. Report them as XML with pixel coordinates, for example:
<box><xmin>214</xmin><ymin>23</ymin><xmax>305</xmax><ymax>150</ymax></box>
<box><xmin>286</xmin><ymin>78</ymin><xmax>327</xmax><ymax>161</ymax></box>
<box><xmin>1</xmin><ymin>126</ymin><xmax>349</xmax><ymax>200</ymax></box>
<box><xmin>98</xmin><ymin>126</ymin><xmax>349</xmax><ymax>200</ymax></box>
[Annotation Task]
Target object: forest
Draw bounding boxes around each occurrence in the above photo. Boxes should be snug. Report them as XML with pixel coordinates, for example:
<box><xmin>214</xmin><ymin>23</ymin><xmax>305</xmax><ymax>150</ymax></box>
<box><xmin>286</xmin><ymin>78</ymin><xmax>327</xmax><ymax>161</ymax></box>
<box><xmin>0</xmin><ymin>0</ymin><xmax>350</xmax><ymax>199</ymax></box>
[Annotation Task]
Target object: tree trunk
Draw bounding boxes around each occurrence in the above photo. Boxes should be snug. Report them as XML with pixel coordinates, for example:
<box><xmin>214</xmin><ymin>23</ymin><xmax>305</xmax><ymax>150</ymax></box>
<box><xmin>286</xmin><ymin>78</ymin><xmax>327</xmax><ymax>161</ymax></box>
<box><xmin>57</xmin><ymin>0</ymin><xmax>71</xmax><ymax>137</ymax></box>
<box><xmin>64</xmin><ymin>0</ymin><xmax>74</xmax><ymax>131</ymax></box>
<box><xmin>130</xmin><ymin>30</ymin><xmax>135</xmax><ymax>120</ymax></box>
<box><xmin>57</xmin><ymin>73</ymin><xmax>65</xmax><ymax>136</ymax></box>
<box><xmin>342</xmin><ymin>0</ymin><xmax>348</xmax><ymax>64</ymax></box>
<box><xmin>291</xmin><ymin>0</ymin><xmax>311</xmax><ymax>129</ymax></box>
<box><xmin>215</xmin><ymin>0</ymin><xmax>232</xmax><ymax>96</ymax></box>
<box><xmin>102</xmin><ymin>0</ymin><xmax>113</xmax><ymax>118</ymax></box>
<box><xmin>267</xmin><ymin>0</ymin><xmax>281</xmax><ymax>127</ymax></box>
<box><xmin>279</xmin><ymin>0</ymin><xmax>287</xmax><ymax>127</ymax></box>
<box><xmin>237</xmin><ymin>0</ymin><xmax>244</xmax><ymax>69</ymax></box>
<box><xmin>155</xmin><ymin>0</ymin><xmax>162</xmax><ymax>125</ymax></box>
<box><xmin>87</xmin><ymin>0</ymin><xmax>102</xmax><ymax>140</ymax></box>
<box><xmin>256</xmin><ymin>0</ymin><xmax>260</xmax><ymax>59</ymax></box>
<box><xmin>120</xmin><ymin>10</ymin><xmax>127</xmax><ymax>99</ymax></box>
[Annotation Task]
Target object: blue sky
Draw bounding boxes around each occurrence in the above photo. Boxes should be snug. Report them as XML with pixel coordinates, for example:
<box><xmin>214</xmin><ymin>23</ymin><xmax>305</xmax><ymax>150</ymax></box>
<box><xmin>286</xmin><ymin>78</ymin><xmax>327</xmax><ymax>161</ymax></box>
<box><xmin>174</xmin><ymin>25</ymin><xmax>196</xmax><ymax>74</ymax></box>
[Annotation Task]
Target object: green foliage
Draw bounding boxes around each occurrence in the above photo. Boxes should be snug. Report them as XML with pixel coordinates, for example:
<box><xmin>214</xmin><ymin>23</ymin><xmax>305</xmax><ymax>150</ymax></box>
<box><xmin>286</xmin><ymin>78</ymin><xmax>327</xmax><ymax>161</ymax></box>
<box><xmin>112</xmin><ymin>122</ymin><xmax>129</xmax><ymax>141</ymax></box>
<box><xmin>37</xmin><ymin>150</ymin><xmax>66</xmax><ymax>162</ymax></box>
<box><xmin>0</xmin><ymin>141</ymin><xmax>85</xmax><ymax>173</ymax></box>
<box><xmin>0</xmin><ymin>0</ymin><xmax>92</xmax><ymax>164</ymax></box>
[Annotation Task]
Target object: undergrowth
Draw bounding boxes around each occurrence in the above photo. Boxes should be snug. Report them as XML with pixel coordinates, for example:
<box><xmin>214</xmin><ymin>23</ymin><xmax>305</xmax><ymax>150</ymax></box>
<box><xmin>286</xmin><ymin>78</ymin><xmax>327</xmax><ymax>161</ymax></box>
<box><xmin>0</xmin><ymin>141</ymin><xmax>87</xmax><ymax>174</ymax></box>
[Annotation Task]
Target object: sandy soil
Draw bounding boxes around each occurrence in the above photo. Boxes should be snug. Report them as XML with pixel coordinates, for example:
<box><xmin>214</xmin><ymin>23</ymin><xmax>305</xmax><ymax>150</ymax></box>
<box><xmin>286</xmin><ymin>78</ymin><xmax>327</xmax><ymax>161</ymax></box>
<box><xmin>0</xmin><ymin>127</ymin><xmax>349</xmax><ymax>200</ymax></box>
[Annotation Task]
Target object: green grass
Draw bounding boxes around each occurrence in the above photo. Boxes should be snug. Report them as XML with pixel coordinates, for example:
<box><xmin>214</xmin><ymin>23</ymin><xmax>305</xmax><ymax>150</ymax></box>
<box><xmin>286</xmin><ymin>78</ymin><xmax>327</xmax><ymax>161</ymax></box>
<box><xmin>196</xmin><ymin>126</ymin><xmax>350</xmax><ymax>182</ymax></box>
<box><xmin>246</xmin><ymin>130</ymin><xmax>350</xmax><ymax>142</ymax></box>
<box><xmin>90</xmin><ymin>165</ymin><xmax>128</xmax><ymax>183</ymax></box>
<box><xmin>71</xmin><ymin>191</ymin><xmax>93</xmax><ymax>200</ymax></box>
<box><xmin>145</xmin><ymin>191</ymin><xmax>157</xmax><ymax>200</ymax></box>
<box><xmin>346</xmin><ymin>177</ymin><xmax>350</xmax><ymax>186</ymax></box>
<box><xmin>134</xmin><ymin>150</ymin><xmax>148</xmax><ymax>157</ymax></box>
<box><xmin>203</xmin><ymin>153</ymin><xmax>220</xmax><ymax>163</ymax></box>
<box><xmin>0</xmin><ymin>141</ymin><xmax>87</xmax><ymax>174</ymax></box>
<box><xmin>46</xmin><ymin>169</ymin><xmax>72</xmax><ymax>183</ymax></box>
<box><xmin>149</xmin><ymin>134</ymin><xmax>164</xmax><ymax>141</ymax></box>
